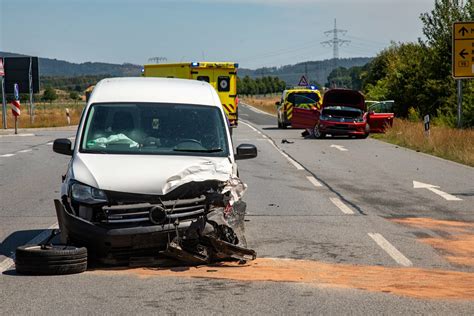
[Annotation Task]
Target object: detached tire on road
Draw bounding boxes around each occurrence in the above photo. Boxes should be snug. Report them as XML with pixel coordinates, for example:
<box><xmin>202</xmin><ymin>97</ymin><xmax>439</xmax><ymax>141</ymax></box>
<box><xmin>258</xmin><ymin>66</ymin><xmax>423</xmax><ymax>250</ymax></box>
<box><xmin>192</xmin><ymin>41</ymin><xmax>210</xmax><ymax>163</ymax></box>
<box><xmin>15</xmin><ymin>245</ymin><xmax>87</xmax><ymax>275</ymax></box>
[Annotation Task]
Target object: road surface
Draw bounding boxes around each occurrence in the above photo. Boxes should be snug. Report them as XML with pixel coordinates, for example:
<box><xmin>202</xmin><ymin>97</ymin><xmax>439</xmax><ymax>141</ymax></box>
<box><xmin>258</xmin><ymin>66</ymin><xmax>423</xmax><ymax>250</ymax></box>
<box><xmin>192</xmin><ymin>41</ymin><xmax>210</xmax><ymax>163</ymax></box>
<box><xmin>1</xmin><ymin>107</ymin><xmax>473</xmax><ymax>314</ymax></box>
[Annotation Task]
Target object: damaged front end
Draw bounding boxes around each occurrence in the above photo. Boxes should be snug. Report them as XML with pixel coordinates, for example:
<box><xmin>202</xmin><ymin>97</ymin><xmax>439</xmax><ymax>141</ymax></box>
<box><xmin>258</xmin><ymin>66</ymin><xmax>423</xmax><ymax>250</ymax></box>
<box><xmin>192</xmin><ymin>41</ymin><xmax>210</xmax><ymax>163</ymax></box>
<box><xmin>55</xmin><ymin>177</ymin><xmax>256</xmax><ymax>265</ymax></box>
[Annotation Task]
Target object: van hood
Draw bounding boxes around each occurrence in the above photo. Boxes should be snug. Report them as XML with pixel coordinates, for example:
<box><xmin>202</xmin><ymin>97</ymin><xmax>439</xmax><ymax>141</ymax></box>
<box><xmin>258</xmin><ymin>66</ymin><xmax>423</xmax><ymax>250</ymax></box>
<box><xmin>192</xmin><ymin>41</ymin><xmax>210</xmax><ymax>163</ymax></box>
<box><xmin>322</xmin><ymin>89</ymin><xmax>366</xmax><ymax>111</ymax></box>
<box><xmin>72</xmin><ymin>153</ymin><xmax>233</xmax><ymax>195</ymax></box>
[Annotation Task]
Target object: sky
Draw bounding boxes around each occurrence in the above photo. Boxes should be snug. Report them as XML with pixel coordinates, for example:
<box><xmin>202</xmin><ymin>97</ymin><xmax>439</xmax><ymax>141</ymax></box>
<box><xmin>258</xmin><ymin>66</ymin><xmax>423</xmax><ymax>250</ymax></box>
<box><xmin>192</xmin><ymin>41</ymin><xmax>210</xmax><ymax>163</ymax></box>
<box><xmin>0</xmin><ymin>0</ymin><xmax>435</xmax><ymax>69</ymax></box>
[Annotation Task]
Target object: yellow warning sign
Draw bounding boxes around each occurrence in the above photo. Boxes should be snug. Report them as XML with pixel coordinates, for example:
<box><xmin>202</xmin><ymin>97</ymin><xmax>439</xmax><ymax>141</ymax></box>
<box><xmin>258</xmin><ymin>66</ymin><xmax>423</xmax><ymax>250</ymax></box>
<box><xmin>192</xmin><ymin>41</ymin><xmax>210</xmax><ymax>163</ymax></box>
<box><xmin>452</xmin><ymin>21</ymin><xmax>474</xmax><ymax>79</ymax></box>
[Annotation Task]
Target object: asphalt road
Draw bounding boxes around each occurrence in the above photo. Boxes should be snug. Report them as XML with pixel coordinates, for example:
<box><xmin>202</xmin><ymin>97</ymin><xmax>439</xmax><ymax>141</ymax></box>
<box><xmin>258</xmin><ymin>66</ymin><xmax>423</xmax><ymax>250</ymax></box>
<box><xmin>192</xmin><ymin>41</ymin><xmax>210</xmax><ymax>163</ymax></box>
<box><xmin>0</xmin><ymin>108</ymin><xmax>473</xmax><ymax>315</ymax></box>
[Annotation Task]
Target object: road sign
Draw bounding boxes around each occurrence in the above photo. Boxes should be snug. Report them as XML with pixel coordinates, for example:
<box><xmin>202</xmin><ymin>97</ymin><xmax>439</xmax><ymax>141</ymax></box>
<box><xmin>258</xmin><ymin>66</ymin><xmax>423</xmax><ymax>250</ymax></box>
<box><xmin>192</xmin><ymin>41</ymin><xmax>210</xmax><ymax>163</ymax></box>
<box><xmin>452</xmin><ymin>22</ymin><xmax>474</xmax><ymax>79</ymax></box>
<box><xmin>424</xmin><ymin>114</ymin><xmax>430</xmax><ymax>132</ymax></box>
<box><xmin>298</xmin><ymin>75</ymin><xmax>309</xmax><ymax>86</ymax></box>
<box><xmin>0</xmin><ymin>58</ymin><xmax>4</xmax><ymax>77</ymax></box>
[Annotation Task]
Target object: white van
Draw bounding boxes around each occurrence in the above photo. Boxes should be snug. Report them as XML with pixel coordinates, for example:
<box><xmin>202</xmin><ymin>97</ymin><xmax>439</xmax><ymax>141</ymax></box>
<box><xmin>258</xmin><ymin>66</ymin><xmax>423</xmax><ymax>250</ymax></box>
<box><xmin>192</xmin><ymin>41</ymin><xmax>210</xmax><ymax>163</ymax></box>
<box><xmin>51</xmin><ymin>77</ymin><xmax>257</xmax><ymax>265</ymax></box>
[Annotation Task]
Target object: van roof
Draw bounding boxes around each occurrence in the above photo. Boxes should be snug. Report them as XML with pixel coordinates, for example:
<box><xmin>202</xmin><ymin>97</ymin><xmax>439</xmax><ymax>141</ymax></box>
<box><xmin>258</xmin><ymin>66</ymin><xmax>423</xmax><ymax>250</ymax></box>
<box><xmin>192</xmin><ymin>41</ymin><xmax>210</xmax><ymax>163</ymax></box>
<box><xmin>88</xmin><ymin>77</ymin><xmax>219</xmax><ymax>106</ymax></box>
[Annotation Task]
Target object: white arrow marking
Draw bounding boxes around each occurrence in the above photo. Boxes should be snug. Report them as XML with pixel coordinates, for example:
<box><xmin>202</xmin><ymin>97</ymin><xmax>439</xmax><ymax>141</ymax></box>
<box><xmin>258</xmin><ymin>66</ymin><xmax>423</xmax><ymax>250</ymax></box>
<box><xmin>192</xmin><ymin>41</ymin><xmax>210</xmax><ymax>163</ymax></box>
<box><xmin>330</xmin><ymin>144</ymin><xmax>348</xmax><ymax>152</ymax></box>
<box><xmin>413</xmin><ymin>181</ymin><xmax>462</xmax><ymax>201</ymax></box>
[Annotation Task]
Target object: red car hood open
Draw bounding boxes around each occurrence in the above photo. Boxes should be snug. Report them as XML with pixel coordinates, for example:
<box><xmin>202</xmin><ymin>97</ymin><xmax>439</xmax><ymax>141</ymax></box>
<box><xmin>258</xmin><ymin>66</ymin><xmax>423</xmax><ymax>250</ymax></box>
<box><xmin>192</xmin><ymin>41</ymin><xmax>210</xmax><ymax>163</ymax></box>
<box><xmin>322</xmin><ymin>89</ymin><xmax>366</xmax><ymax>112</ymax></box>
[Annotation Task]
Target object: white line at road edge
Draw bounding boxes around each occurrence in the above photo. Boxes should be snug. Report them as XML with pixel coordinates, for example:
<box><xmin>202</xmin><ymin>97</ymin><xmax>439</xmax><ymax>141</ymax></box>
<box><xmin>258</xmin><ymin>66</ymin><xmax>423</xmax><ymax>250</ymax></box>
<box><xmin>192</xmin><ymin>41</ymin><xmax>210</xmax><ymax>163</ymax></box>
<box><xmin>240</xmin><ymin>120</ymin><xmax>304</xmax><ymax>170</ymax></box>
<box><xmin>306</xmin><ymin>176</ymin><xmax>323</xmax><ymax>188</ymax></box>
<box><xmin>0</xmin><ymin>223</ymin><xmax>59</xmax><ymax>274</ymax></box>
<box><xmin>368</xmin><ymin>233</ymin><xmax>413</xmax><ymax>267</ymax></box>
<box><xmin>0</xmin><ymin>154</ymin><xmax>15</xmax><ymax>157</ymax></box>
<box><xmin>329</xmin><ymin>197</ymin><xmax>354</xmax><ymax>214</ymax></box>
<box><xmin>241</xmin><ymin>102</ymin><xmax>276</xmax><ymax>117</ymax></box>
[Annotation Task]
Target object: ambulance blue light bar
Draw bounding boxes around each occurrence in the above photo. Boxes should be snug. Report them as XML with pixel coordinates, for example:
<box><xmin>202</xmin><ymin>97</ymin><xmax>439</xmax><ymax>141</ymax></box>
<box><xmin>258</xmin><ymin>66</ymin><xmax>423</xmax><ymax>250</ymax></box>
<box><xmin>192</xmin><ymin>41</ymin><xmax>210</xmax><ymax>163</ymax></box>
<box><xmin>191</xmin><ymin>62</ymin><xmax>200</xmax><ymax>67</ymax></box>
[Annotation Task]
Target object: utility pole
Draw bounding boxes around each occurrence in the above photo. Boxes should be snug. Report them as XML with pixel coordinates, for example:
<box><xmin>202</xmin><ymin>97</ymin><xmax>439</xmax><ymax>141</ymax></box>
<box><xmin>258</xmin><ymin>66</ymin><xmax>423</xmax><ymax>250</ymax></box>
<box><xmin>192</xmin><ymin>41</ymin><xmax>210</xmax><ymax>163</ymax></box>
<box><xmin>321</xmin><ymin>19</ymin><xmax>351</xmax><ymax>87</ymax></box>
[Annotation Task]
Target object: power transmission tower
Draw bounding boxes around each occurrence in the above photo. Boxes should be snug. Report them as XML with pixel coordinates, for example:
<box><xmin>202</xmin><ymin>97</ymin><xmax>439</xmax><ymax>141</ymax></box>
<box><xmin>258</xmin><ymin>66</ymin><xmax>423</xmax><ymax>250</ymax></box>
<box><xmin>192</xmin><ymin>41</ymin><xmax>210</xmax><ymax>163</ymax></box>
<box><xmin>321</xmin><ymin>19</ymin><xmax>350</xmax><ymax>87</ymax></box>
<box><xmin>148</xmin><ymin>57</ymin><xmax>167</xmax><ymax>64</ymax></box>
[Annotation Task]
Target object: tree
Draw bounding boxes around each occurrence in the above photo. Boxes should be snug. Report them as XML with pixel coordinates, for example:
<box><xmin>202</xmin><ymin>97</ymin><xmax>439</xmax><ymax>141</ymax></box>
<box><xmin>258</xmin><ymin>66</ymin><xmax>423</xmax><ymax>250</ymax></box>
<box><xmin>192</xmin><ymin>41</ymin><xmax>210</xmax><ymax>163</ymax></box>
<box><xmin>42</xmin><ymin>87</ymin><xmax>58</xmax><ymax>104</ymax></box>
<box><xmin>69</xmin><ymin>91</ymin><xmax>80</xmax><ymax>102</ymax></box>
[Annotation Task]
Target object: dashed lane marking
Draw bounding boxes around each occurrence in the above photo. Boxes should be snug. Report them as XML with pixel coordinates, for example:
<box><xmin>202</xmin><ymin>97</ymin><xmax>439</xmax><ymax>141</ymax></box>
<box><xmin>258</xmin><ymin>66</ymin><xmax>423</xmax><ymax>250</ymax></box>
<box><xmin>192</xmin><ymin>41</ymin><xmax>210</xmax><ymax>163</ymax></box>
<box><xmin>306</xmin><ymin>175</ymin><xmax>323</xmax><ymax>188</ymax></box>
<box><xmin>0</xmin><ymin>223</ymin><xmax>59</xmax><ymax>274</ymax></box>
<box><xmin>329</xmin><ymin>197</ymin><xmax>354</xmax><ymax>214</ymax></box>
<box><xmin>368</xmin><ymin>233</ymin><xmax>413</xmax><ymax>267</ymax></box>
<box><xmin>330</xmin><ymin>144</ymin><xmax>348</xmax><ymax>152</ymax></box>
<box><xmin>0</xmin><ymin>154</ymin><xmax>15</xmax><ymax>157</ymax></box>
<box><xmin>18</xmin><ymin>149</ymin><xmax>32</xmax><ymax>153</ymax></box>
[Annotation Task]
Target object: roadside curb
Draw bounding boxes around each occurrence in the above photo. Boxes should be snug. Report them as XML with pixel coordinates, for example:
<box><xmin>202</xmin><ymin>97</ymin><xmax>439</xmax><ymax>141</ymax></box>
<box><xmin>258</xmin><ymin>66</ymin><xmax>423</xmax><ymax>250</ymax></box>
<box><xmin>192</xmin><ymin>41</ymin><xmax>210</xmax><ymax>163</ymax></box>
<box><xmin>0</xmin><ymin>125</ymin><xmax>78</xmax><ymax>135</ymax></box>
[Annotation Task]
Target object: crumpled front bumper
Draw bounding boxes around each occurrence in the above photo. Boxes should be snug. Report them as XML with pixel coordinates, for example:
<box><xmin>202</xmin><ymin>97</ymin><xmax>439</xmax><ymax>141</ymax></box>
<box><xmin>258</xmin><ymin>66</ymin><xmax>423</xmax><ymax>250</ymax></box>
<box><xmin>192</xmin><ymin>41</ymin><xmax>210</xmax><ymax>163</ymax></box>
<box><xmin>319</xmin><ymin>120</ymin><xmax>368</xmax><ymax>136</ymax></box>
<box><xmin>54</xmin><ymin>200</ymin><xmax>192</xmax><ymax>264</ymax></box>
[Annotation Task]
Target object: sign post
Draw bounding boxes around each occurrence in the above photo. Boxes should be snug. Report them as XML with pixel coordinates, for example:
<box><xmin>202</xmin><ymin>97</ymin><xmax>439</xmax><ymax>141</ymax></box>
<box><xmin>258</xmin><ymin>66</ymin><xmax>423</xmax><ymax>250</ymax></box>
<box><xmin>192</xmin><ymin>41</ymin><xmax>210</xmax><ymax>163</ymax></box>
<box><xmin>424</xmin><ymin>114</ymin><xmax>430</xmax><ymax>137</ymax></box>
<box><xmin>452</xmin><ymin>21</ymin><xmax>474</xmax><ymax>128</ymax></box>
<box><xmin>12</xmin><ymin>83</ymin><xmax>21</xmax><ymax>134</ymax></box>
<box><xmin>0</xmin><ymin>57</ymin><xmax>6</xmax><ymax>129</ymax></box>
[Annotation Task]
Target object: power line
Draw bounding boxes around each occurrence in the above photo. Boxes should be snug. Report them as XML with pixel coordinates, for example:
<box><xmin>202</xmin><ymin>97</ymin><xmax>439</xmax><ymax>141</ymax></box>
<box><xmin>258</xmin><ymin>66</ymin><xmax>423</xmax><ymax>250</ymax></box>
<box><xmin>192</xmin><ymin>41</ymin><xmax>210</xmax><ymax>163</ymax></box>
<box><xmin>321</xmin><ymin>19</ymin><xmax>351</xmax><ymax>61</ymax></box>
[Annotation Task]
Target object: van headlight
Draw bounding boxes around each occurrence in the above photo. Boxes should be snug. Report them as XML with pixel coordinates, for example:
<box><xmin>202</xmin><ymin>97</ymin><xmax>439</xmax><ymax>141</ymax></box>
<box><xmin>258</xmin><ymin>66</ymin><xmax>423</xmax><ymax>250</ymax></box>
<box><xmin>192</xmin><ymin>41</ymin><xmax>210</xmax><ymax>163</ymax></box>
<box><xmin>71</xmin><ymin>183</ymin><xmax>108</xmax><ymax>204</ymax></box>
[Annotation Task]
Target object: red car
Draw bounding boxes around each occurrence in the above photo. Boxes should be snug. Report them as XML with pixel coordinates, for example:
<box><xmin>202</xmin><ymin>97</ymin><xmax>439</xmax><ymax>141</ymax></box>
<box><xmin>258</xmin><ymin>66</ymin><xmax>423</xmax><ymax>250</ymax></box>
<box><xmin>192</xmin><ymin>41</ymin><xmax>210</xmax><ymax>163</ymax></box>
<box><xmin>291</xmin><ymin>89</ymin><xmax>394</xmax><ymax>138</ymax></box>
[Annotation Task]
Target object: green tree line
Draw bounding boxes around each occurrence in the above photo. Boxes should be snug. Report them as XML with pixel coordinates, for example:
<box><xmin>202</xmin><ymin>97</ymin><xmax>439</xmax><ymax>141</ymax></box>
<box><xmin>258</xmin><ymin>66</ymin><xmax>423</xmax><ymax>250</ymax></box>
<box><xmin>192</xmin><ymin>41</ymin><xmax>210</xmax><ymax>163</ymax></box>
<box><xmin>328</xmin><ymin>0</ymin><xmax>473</xmax><ymax>128</ymax></box>
<box><xmin>237</xmin><ymin>76</ymin><xmax>287</xmax><ymax>96</ymax></box>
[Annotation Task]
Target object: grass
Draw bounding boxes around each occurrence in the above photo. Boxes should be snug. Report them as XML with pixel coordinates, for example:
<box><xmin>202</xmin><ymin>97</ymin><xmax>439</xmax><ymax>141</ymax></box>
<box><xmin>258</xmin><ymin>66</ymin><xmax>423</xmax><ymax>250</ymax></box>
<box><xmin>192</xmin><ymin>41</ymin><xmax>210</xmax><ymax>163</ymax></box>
<box><xmin>372</xmin><ymin>118</ymin><xmax>474</xmax><ymax>167</ymax></box>
<box><xmin>0</xmin><ymin>102</ymin><xmax>85</xmax><ymax>129</ymax></box>
<box><xmin>241</xmin><ymin>96</ymin><xmax>279</xmax><ymax>115</ymax></box>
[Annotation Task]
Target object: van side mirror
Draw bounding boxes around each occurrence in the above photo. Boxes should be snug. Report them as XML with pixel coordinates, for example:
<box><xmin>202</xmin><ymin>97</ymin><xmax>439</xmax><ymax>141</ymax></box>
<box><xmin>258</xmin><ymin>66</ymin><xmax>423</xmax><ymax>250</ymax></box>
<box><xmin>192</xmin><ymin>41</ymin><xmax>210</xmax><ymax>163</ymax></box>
<box><xmin>53</xmin><ymin>138</ymin><xmax>73</xmax><ymax>156</ymax></box>
<box><xmin>235</xmin><ymin>144</ymin><xmax>257</xmax><ymax>160</ymax></box>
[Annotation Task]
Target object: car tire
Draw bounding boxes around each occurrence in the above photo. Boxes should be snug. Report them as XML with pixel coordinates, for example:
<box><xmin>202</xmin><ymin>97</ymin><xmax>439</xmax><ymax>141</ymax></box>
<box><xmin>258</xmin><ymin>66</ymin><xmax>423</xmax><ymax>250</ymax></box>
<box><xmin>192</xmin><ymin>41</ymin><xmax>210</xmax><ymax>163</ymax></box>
<box><xmin>15</xmin><ymin>244</ymin><xmax>87</xmax><ymax>275</ymax></box>
<box><xmin>313</xmin><ymin>124</ymin><xmax>324</xmax><ymax>139</ymax></box>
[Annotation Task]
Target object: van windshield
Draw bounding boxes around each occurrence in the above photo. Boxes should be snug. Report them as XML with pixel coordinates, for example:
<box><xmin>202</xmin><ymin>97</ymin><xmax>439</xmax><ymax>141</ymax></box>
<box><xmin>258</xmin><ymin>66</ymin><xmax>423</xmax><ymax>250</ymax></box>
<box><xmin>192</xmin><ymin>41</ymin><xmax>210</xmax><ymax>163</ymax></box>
<box><xmin>80</xmin><ymin>103</ymin><xmax>229</xmax><ymax>157</ymax></box>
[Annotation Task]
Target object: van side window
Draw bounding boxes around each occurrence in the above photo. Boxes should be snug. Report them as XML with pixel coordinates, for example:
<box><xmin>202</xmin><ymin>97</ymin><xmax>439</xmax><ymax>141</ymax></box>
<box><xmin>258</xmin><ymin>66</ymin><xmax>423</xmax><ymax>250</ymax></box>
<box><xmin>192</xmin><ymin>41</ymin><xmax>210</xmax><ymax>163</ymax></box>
<box><xmin>197</xmin><ymin>76</ymin><xmax>210</xmax><ymax>83</ymax></box>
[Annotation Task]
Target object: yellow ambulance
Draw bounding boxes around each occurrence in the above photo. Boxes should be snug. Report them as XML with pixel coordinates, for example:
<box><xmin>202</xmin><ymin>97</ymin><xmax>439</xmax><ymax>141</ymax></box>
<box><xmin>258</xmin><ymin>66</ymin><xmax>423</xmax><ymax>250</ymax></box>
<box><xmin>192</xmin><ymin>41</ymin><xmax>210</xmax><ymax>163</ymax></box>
<box><xmin>143</xmin><ymin>62</ymin><xmax>239</xmax><ymax>127</ymax></box>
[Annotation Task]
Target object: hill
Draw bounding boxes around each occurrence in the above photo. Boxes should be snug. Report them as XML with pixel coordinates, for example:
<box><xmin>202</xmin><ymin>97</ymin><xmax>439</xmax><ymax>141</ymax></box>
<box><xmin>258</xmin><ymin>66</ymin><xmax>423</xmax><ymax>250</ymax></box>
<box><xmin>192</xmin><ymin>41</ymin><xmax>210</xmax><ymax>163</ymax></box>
<box><xmin>239</xmin><ymin>57</ymin><xmax>372</xmax><ymax>86</ymax></box>
<box><xmin>0</xmin><ymin>52</ymin><xmax>142</xmax><ymax>77</ymax></box>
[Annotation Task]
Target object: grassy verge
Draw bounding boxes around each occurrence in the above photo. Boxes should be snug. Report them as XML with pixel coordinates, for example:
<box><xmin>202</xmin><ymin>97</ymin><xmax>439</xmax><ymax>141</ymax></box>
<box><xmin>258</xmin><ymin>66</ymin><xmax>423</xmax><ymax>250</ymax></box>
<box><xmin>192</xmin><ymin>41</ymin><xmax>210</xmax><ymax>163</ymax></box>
<box><xmin>0</xmin><ymin>102</ymin><xmax>85</xmax><ymax>128</ymax></box>
<box><xmin>372</xmin><ymin>118</ymin><xmax>474</xmax><ymax>167</ymax></box>
<box><xmin>241</xmin><ymin>96</ymin><xmax>278</xmax><ymax>115</ymax></box>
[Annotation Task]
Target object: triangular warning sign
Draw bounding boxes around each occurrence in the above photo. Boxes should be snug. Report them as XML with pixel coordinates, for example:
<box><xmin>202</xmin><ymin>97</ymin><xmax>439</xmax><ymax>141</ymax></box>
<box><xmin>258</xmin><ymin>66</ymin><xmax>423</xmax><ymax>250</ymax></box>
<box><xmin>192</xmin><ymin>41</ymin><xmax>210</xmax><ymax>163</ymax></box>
<box><xmin>298</xmin><ymin>75</ymin><xmax>308</xmax><ymax>86</ymax></box>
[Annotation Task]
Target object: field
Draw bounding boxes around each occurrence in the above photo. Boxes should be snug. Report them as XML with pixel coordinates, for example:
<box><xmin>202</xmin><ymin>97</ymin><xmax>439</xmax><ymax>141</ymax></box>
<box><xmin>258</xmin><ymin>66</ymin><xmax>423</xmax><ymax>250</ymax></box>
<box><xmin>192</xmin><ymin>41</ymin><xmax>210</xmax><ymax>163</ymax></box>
<box><xmin>242</xmin><ymin>96</ymin><xmax>474</xmax><ymax>167</ymax></box>
<box><xmin>241</xmin><ymin>96</ymin><xmax>279</xmax><ymax>115</ymax></box>
<box><xmin>0</xmin><ymin>102</ymin><xmax>85</xmax><ymax>129</ymax></box>
<box><xmin>373</xmin><ymin>119</ymin><xmax>474</xmax><ymax>167</ymax></box>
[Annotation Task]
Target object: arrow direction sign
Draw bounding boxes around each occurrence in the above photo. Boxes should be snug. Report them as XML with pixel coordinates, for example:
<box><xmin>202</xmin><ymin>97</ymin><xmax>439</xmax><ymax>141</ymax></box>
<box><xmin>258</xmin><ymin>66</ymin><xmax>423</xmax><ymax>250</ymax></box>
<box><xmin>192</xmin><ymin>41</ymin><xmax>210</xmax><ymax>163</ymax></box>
<box><xmin>459</xmin><ymin>26</ymin><xmax>468</xmax><ymax>36</ymax></box>
<box><xmin>453</xmin><ymin>21</ymin><xmax>474</xmax><ymax>79</ymax></box>
<box><xmin>413</xmin><ymin>181</ymin><xmax>462</xmax><ymax>201</ymax></box>
<box><xmin>330</xmin><ymin>144</ymin><xmax>348</xmax><ymax>152</ymax></box>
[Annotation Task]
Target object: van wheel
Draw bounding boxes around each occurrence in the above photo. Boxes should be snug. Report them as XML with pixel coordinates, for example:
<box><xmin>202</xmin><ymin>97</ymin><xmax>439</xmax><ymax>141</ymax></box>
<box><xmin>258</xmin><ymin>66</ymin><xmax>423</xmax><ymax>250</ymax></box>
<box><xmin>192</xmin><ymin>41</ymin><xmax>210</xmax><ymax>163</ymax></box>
<box><xmin>15</xmin><ymin>244</ymin><xmax>87</xmax><ymax>275</ymax></box>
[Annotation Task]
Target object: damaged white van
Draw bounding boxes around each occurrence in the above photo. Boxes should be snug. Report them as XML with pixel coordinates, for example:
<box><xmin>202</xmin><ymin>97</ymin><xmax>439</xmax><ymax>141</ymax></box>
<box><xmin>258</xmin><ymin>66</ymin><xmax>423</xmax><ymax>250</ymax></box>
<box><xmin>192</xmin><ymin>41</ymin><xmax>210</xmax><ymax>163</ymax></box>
<box><xmin>51</xmin><ymin>77</ymin><xmax>257</xmax><ymax>266</ymax></box>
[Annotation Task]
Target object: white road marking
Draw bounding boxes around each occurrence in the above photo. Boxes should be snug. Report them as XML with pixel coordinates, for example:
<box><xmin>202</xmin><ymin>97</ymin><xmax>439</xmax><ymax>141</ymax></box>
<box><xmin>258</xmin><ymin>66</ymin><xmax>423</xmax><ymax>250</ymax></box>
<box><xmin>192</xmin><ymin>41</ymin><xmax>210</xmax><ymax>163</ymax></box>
<box><xmin>18</xmin><ymin>149</ymin><xmax>32</xmax><ymax>153</ymax></box>
<box><xmin>0</xmin><ymin>133</ymin><xmax>35</xmax><ymax>138</ymax></box>
<box><xmin>241</xmin><ymin>120</ymin><xmax>304</xmax><ymax>170</ymax></box>
<box><xmin>368</xmin><ymin>233</ymin><xmax>413</xmax><ymax>267</ymax></box>
<box><xmin>413</xmin><ymin>180</ymin><xmax>462</xmax><ymax>201</ymax></box>
<box><xmin>0</xmin><ymin>223</ymin><xmax>59</xmax><ymax>274</ymax></box>
<box><xmin>0</xmin><ymin>154</ymin><xmax>15</xmax><ymax>157</ymax></box>
<box><xmin>329</xmin><ymin>197</ymin><xmax>354</xmax><ymax>214</ymax></box>
<box><xmin>306</xmin><ymin>176</ymin><xmax>323</xmax><ymax>188</ymax></box>
<box><xmin>330</xmin><ymin>144</ymin><xmax>348</xmax><ymax>152</ymax></box>
<box><xmin>47</xmin><ymin>142</ymin><xmax>54</xmax><ymax>145</ymax></box>
<box><xmin>242</xmin><ymin>103</ymin><xmax>275</xmax><ymax>117</ymax></box>
<box><xmin>267</xmin><ymin>139</ymin><xmax>304</xmax><ymax>170</ymax></box>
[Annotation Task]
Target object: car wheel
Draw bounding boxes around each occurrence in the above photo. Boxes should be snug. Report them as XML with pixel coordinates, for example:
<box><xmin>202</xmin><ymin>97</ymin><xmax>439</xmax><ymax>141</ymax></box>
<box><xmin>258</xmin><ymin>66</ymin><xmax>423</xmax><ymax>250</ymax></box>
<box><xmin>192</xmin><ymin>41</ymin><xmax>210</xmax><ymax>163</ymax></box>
<box><xmin>15</xmin><ymin>244</ymin><xmax>87</xmax><ymax>275</ymax></box>
<box><xmin>313</xmin><ymin>124</ymin><xmax>324</xmax><ymax>139</ymax></box>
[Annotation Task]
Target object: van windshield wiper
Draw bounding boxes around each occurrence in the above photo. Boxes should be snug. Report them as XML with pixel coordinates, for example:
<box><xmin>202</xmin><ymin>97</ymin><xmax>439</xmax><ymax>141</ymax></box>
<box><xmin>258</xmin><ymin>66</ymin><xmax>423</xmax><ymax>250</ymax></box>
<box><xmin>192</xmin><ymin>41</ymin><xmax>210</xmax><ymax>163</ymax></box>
<box><xmin>173</xmin><ymin>148</ymin><xmax>223</xmax><ymax>153</ymax></box>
